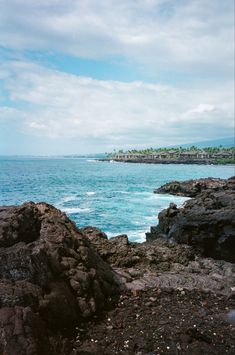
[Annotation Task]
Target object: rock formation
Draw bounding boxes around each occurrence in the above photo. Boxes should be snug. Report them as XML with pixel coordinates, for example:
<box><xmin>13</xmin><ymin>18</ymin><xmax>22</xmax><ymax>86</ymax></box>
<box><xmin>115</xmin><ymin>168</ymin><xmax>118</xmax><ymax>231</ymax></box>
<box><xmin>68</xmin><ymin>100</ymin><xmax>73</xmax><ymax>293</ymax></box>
<box><xmin>154</xmin><ymin>177</ymin><xmax>229</xmax><ymax>197</ymax></box>
<box><xmin>82</xmin><ymin>227</ymin><xmax>234</xmax><ymax>295</ymax></box>
<box><xmin>0</xmin><ymin>178</ymin><xmax>235</xmax><ymax>354</ymax></box>
<box><xmin>0</xmin><ymin>202</ymin><xmax>119</xmax><ymax>355</ymax></box>
<box><xmin>148</xmin><ymin>176</ymin><xmax>235</xmax><ymax>262</ymax></box>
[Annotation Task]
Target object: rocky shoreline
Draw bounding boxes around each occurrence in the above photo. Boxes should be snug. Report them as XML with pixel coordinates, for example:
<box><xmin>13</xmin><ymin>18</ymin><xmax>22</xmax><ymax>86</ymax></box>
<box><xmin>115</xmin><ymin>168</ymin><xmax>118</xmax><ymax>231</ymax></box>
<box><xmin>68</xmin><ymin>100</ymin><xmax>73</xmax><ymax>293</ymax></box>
<box><xmin>148</xmin><ymin>176</ymin><xmax>235</xmax><ymax>263</ymax></box>
<box><xmin>0</xmin><ymin>177</ymin><xmax>235</xmax><ymax>354</ymax></box>
<box><xmin>99</xmin><ymin>158</ymin><xmax>235</xmax><ymax>165</ymax></box>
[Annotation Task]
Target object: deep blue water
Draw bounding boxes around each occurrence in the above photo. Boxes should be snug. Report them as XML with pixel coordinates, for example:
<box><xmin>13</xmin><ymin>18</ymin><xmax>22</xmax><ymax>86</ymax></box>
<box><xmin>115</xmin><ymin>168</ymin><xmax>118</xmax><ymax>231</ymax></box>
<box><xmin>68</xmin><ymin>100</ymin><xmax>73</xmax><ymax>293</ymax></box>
<box><xmin>0</xmin><ymin>157</ymin><xmax>234</xmax><ymax>242</ymax></box>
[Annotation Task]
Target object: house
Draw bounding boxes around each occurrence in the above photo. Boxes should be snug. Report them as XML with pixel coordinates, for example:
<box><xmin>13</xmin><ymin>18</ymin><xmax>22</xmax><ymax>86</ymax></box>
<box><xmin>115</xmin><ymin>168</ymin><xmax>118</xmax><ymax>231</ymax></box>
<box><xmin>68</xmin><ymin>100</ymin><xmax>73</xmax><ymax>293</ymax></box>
<box><xmin>179</xmin><ymin>151</ymin><xmax>198</xmax><ymax>159</ymax></box>
<box><xmin>212</xmin><ymin>151</ymin><xmax>233</xmax><ymax>159</ymax></box>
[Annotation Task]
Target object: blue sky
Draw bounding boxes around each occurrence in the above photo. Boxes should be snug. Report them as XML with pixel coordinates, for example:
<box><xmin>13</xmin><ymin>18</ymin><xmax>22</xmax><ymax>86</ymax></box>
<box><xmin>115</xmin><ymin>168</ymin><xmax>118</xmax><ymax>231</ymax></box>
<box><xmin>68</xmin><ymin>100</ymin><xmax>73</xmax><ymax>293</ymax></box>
<box><xmin>0</xmin><ymin>0</ymin><xmax>234</xmax><ymax>154</ymax></box>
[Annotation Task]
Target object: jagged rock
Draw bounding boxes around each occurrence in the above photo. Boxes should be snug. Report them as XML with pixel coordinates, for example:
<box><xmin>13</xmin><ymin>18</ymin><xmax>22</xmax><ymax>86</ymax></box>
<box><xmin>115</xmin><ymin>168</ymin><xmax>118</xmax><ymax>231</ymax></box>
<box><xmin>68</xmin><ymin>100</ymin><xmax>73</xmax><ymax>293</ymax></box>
<box><xmin>82</xmin><ymin>227</ymin><xmax>235</xmax><ymax>296</ymax></box>
<box><xmin>1</xmin><ymin>195</ymin><xmax>235</xmax><ymax>355</ymax></box>
<box><xmin>154</xmin><ymin>177</ymin><xmax>231</xmax><ymax>197</ymax></box>
<box><xmin>81</xmin><ymin>227</ymin><xmax>194</xmax><ymax>270</ymax></box>
<box><xmin>0</xmin><ymin>202</ymin><xmax>119</xmax><ymax>355</ymax></box>
<box><xmin>149</xmin><ymin>177</ymin><xmax>235</xmax><ymax>262</ymax></box>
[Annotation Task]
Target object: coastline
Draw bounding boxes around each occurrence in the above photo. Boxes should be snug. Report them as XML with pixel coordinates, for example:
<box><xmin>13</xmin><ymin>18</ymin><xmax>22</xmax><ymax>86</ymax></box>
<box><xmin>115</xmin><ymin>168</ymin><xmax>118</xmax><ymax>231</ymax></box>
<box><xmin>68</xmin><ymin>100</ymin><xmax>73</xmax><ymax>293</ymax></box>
<box><xmin>0</xmin><ymin>176</ymin><xmax>234</xmax><ymax>354</ymax></box>
<box><xmin>99</xmin><ymin>158</ymin><xmax>235</xmax><ymax>165</ymax></box>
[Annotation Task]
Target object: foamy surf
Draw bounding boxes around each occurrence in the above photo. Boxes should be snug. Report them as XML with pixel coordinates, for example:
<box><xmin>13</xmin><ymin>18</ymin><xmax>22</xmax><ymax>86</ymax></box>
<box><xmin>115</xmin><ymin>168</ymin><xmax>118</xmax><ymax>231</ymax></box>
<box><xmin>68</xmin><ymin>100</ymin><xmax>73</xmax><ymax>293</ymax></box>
<box><xmin>60</xmin><ymin>195</ymin><xmax>78</xmax><ymax>203</ymax></box>
<box><xmin>86</xmin><ymin>191</ymin><xmax>96</xmax><ymax>196</ymax></box>
<box><xmin>62</xmin><ymin>207</ymin><xmax>92</xmax><ymax>214</ymax></box>
<box><xmin>107</xmin><ymin>230</ymin><xmax>146</xmax><ymax>243</ymax></box>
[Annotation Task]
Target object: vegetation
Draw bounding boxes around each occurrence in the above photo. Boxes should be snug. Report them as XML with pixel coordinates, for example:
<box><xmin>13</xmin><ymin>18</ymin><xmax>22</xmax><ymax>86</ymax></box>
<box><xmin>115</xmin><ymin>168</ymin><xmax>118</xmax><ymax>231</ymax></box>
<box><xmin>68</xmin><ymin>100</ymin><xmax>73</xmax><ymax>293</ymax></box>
<box><xmin>107</xmin><ymin>146</ymin><xmax>235</xmax><ymax>157</ymax></box>
<box><xmin>214</xmin><ymin>157</ymin><xmax>235</xmax><ymax>164</ymax></box>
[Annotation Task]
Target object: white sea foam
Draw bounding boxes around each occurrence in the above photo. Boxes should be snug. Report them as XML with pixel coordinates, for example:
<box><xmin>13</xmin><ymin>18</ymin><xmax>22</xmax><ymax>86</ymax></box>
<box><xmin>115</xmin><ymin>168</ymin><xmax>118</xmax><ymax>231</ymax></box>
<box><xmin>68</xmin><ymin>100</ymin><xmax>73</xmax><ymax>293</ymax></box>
<box><xmin>107</xmin><ymin>230</ymin><xmax>146</xmax><ymax>243</ymax></box>
<box><xmin>144</xmin><ymin>215</ymin><xmax>157</xmax><ymax>221</ymax></box>
<box><xmin>86</xmin><ymin>191</ymin><xmax>96</xmax><ymax>196</ymax></box>
<box><xmin>62</xmin><ymin>207</ymin><xmax>92</xmax><ymax>214</ymax></box>
<box><xmin>154</xmin><ymin>194</ymin><xmax>177</xmax><ymax>200</ymax></box>
<box><xmin>133</xmin><ymin>191</ymin><xmax>152</xmax><ymax>195</ymax></box>
<box><xmin>86</xmin><ymin>159</ymin><xmax>98</xmax><ymax>163</ymax></box>
<box><xmin>129</xmin><ymin>231</ymin><xmax>146</xmax><ymax>243</ymax></box>
<box><xmin>60</xmin><ymin>195</ymin><xmax>77</xmax><ymax>203</ymax></box>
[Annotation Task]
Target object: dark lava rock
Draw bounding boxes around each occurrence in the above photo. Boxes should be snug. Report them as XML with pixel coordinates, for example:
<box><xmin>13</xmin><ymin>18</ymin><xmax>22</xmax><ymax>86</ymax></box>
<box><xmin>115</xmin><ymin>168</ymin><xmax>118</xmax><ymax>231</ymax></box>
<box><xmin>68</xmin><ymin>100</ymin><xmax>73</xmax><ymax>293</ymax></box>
<box><xmin>148</xmin><ymin>177</ymin><xmax>235</xmax><ymax>262</ymax></box>
<box><xmin>1</xmin><ymin>200</ymin><xmax>234</xmax><ymax>355</ymax></box>
<box><xmin>80</xmin><ymin>226</ymin><xmax>193</xmax><ymax>270</ymax></box>
<box><xmin>82</xmin><ymin>227</ymin><xmax>234</xmax><ymax>296</ymax></box>
<box><xmin>154</xmin><ymin>177</ymin><xmax>230</xmax><ymax>197</ymax></box>
<box><xmin>0</xmin><ymin>202</ymin><xmax>119</xmax><ymax>355</ymax></box>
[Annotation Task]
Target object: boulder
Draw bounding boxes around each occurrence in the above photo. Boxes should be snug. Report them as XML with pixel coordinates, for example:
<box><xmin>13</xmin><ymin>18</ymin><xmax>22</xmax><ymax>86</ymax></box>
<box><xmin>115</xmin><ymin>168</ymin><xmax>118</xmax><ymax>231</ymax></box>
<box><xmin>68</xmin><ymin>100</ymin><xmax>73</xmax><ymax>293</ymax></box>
<box><xmin>0</xmin><ymin>202</ymin><xmax>119</xmax><ymax>355</ymax></box>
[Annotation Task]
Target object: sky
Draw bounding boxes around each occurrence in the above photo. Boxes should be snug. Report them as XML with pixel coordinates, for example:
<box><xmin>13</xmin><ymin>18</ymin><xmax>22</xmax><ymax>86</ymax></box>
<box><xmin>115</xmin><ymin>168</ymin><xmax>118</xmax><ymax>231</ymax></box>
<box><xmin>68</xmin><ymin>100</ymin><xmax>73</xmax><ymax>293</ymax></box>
<box><xmin>0</xmin><ymin>0</ymin><xmax>234</xmax><ymax>155</ymax></box>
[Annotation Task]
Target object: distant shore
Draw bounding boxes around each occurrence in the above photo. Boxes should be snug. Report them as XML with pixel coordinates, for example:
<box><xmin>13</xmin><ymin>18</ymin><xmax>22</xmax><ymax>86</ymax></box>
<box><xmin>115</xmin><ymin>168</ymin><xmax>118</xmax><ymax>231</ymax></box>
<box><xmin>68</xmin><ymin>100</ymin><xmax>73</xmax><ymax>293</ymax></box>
<box><xmin>99</xmin><ymin>158</ymin><xmax>235</xmax><ymax>165</ymax></box>
<box><xmin>101</xmin><ymin>146</ymin><xmax>235</xmax><ymax>165</ymax></box>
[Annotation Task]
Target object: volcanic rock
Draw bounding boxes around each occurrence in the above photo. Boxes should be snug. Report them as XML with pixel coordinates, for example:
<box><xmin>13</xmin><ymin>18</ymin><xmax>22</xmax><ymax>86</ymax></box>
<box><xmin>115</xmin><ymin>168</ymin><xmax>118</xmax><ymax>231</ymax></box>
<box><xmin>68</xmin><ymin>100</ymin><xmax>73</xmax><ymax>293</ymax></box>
<box><xmin>148</xmin><ymin>176</ymin><xmax>235</xmax><ymax>262</ymax></box>
<box><xmin>1</xmin><ymin>194</ymin><xmax>235</xmax><ymax>355</ymax></box>
<box><xmin>82</xmin><ymin>227</ymin><xmax>234</xmax><ymax>296</ymax></box>
<box><xmin>154</xmin><ymin>177</ymin><xmax>230</xmax><ymax>197</ymax></box>
<box><xmin>0</xmin><ymin>202</ymin><xmax>119</xmax><ymax>355</ymax></box>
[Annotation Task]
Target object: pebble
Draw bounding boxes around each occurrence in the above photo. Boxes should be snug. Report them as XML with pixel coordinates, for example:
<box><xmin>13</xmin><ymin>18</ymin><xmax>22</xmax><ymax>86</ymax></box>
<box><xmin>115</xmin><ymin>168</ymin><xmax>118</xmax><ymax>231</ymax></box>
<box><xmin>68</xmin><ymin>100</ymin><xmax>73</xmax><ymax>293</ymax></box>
<box><xmin>145</xmin><ymin>302</ymin><xmax>152</xmax><ymax>307</ymax></box>
<box><xmin>149</xmin><ymin>297</ymin><xmax>157</xmax><ymax>302</ymax></box>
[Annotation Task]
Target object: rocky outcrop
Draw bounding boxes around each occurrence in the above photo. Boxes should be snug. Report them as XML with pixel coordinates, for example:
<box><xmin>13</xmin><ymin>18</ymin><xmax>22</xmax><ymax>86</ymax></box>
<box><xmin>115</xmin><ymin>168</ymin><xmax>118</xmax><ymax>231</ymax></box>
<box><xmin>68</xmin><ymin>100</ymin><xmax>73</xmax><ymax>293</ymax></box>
<box><xmin>148</xmin><ymin>176</ymin><xmax>235</xmax><ymax>262</ymax></box>
<box><xmin>154</xmin><ymin>177</ymin><xmax>229</xmax><ymax>197</ymax></box>
<box><xmin>82</xmin><ymin>227</ymin><xmax>235</xmax><ymax>296</ymax></box>
<box><xmin>81</xmin><ymin>226</ymin><xmax>193</xmax><ymax>269</ymax></box>
<box><xmin>0</xmin><ymin>203</ymin><xmax>119</xmax><ymax>355</ymax></box>
<box><xmin>0</xmin><ymin>200</ymin><xmax>235</xmax><ymax>355</ymax></box>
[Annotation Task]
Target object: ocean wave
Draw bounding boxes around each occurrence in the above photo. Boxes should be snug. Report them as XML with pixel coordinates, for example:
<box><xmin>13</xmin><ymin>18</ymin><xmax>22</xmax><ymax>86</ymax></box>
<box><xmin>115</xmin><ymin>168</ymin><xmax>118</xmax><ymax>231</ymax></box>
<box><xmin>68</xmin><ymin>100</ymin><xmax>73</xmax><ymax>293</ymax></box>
<box><xmin>144</xmin><ymin>215</ymin><xmax>157</xmax><ymax>221</ymax></box>
<box><xmin>62</xmin><ymin>207</ymin><xmax>92</xmax><ymax>214</ymax></box>
<box><xmin>154</xmin><ymin>194</ymin><xmax>178</xmax><ymax>200</ymax></box>
<box><xmin>129</xmin><ymin>231</ymin><xmax>146</xmax><ymax>243</ymax></box>
<box><xmin>133</xmin><ymin>191</ymin><xmax>152</xmax><ymax>195</ymax></box>
<box><xmin>86</xmin><ymin>159</ymin><xmax>98</xmax><ymax>163</ymax></box>
<box><xmin>59</xmin><ymin>195</ymin><xmax>78</xmax><ymax>203</ymax></box>
<box><xmin>112</xmin><ymin>190</ymin><xmax>130</xmax><ymax>194</ymax></box>
<box><xmin>86</xmin><ymin>191</ymin><xmax>96</xmax><ymax>196</ymax></box>
<box><xmin>106</xmin><ymin>230</ymin><xmax>146</xmax><ymax>243</ymax></box>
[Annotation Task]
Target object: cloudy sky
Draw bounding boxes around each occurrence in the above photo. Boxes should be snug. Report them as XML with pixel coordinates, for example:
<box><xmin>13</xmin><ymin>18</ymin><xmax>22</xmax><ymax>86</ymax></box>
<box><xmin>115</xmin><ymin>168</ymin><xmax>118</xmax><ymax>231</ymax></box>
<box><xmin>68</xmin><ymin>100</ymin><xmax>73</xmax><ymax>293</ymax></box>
<box><xmin>0</xmin><ymin>0</ymin><xmax>234</xmax><ymax>155</ymax></box>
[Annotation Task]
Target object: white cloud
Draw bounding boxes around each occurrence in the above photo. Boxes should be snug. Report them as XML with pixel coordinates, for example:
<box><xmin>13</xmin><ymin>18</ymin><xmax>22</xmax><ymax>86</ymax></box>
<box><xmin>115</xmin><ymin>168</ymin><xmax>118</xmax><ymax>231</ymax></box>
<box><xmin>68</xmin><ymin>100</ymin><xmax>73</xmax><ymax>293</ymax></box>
<box><xmin>190</xmin><ymin>104</ymin><xmax>215</xmax><ymax>114</ymax></box>
<box><xmin>0</xmin><ymin>60</ymin><xmax>233</xmax><ymax>149</ymax></box>
<box><xmin>0</xmin><ymin>0</ymin><xmax>234</xmax><ymax>75</ymax></box>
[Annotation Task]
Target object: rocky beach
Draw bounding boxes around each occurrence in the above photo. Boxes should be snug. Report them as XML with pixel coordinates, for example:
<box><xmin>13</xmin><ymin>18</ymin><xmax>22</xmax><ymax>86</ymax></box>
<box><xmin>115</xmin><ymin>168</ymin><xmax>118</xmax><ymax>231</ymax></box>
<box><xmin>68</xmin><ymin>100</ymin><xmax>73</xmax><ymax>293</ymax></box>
<box><xmin>0</xmin><ymin>177</ymin><xmax>234</xmax><ymax>355</ymax></box>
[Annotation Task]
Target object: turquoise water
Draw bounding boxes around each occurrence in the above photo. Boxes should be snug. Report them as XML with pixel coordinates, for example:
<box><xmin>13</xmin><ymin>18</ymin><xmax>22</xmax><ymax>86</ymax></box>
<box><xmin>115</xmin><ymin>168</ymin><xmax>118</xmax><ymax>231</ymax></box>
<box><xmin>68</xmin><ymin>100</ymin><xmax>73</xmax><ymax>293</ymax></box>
<box><xmin>0</xmin><ymin>157</ymin><xmax>234</xmax><ymax>242</ymax></box>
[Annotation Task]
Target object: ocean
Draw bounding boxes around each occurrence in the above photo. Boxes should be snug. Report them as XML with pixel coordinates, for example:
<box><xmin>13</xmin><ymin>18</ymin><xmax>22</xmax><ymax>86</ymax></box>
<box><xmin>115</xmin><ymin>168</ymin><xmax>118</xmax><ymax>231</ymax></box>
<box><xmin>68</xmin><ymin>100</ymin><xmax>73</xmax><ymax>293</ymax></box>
<box><xmin>0</xmin><ymin>157</ymin><xmax>234</xmax><ymax>242</ymax></box>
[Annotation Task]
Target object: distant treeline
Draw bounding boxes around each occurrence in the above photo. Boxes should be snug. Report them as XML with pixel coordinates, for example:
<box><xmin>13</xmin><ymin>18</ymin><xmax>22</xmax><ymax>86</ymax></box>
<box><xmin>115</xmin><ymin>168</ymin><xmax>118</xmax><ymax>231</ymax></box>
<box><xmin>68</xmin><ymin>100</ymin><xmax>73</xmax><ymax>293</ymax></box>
<box><xmin>108</xmin><ymin>146</ymin><xmax>235</xmax><ymax>156</ymax></box>
<box><xmin>105</xmin><ymin>146</ymin><xmax>235</xmax><ymax>164</ymax></box>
